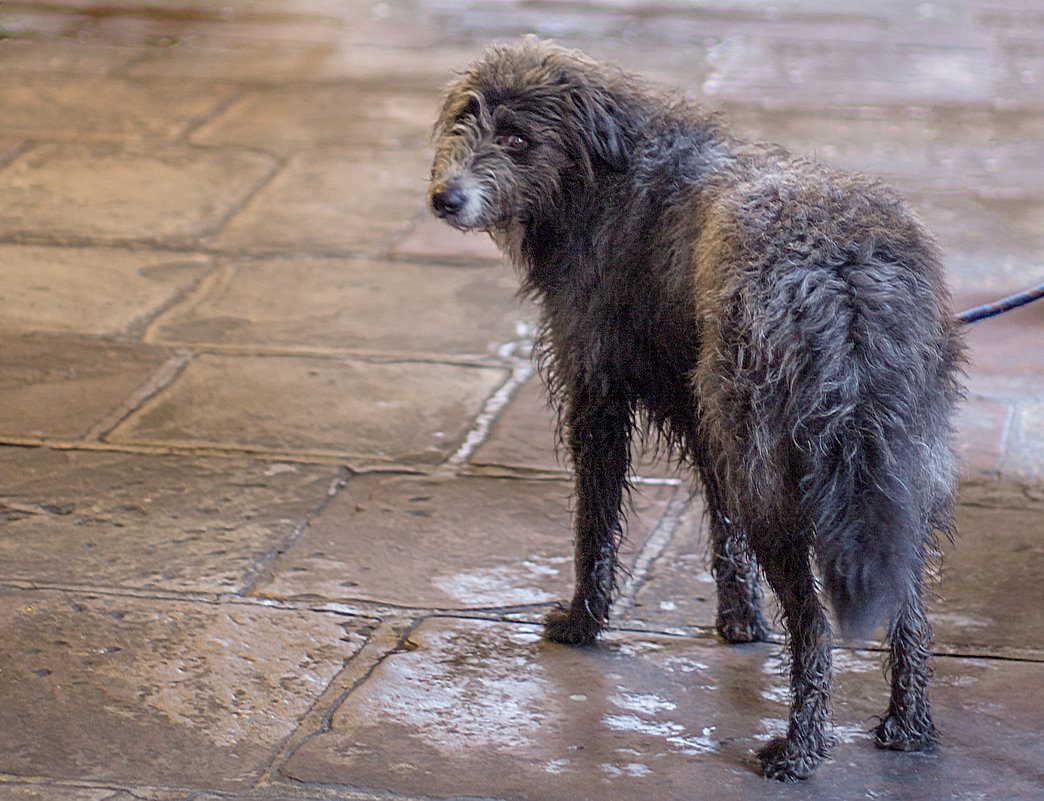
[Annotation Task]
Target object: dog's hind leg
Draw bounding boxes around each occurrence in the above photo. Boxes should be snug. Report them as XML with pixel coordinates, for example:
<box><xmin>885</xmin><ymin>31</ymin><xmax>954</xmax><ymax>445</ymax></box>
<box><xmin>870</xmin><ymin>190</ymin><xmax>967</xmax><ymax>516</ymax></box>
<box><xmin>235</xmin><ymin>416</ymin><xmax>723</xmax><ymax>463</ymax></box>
<box><xmin>875</xmin><ymin>592</ymin><xmax>938</xmax><ymax>751</ymax></box>
<box><xmin>701</xmin><ymin>472</ymin><xmax>773</xmax><ymax>643</ymax></box>
<box><xmin>752</xmin><ymin>534</ymin><xmax>835</xmax><ymax>780</ymax></box>
<box><xmin>544</xmin><ymin>388</ymin><xmax>633</xmax><ymax>646</ymax></box>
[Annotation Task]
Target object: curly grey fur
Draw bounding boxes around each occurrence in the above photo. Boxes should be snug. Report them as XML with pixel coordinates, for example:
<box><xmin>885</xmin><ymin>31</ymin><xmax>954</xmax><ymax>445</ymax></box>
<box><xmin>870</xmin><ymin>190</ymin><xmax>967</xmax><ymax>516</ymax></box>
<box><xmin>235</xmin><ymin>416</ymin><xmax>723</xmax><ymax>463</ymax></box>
<box><xmin>429</xmin><ymin>39</ymin><xmax>964</xmax><ymax>781</ymax></box>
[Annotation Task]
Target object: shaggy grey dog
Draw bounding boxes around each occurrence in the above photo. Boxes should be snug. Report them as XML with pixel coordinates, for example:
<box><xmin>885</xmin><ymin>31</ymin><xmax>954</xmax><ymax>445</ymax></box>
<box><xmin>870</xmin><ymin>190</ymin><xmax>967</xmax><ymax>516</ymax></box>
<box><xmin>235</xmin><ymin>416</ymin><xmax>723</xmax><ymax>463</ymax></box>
<box><xmin>428</xmin><ymin>40</ymin><xmax>964</xmax><ymax>781</ymax></box>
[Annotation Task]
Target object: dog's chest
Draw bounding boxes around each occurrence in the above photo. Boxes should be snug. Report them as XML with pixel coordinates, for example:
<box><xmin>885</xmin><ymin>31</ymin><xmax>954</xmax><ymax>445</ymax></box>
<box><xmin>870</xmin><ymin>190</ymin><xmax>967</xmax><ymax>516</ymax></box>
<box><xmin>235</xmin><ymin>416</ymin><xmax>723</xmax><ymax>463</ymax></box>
<box><xmin>544</xmin><ymin>278</ymin><xmax>699</xmax><ymax>416</ymax></box>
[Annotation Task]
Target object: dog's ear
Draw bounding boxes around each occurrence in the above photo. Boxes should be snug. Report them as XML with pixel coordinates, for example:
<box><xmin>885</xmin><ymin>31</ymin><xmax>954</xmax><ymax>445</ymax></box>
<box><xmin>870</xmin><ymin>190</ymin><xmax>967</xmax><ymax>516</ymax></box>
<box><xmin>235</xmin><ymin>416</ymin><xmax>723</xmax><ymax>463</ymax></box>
<box><xmin>565</xmin><ymin>88</ymin><xmax>634</xmax><ymax>174</ymax></box>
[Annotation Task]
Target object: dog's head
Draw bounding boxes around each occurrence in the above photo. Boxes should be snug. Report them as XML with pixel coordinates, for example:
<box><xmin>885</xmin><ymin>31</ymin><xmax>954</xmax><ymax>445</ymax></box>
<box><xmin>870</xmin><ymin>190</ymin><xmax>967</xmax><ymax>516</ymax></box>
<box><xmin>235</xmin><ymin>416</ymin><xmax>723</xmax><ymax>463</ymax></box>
<box><xmin>428</xmin><ymin>39</ymin><xmax>641</xmax><ymax>232</ymax></box>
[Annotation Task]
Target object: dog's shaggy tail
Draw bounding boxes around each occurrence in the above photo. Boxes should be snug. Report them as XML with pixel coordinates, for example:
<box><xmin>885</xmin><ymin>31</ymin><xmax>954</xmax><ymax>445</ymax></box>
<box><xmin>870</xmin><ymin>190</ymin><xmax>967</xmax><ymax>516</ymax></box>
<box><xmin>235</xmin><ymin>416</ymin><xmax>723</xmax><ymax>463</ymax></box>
<box><xmin>806</xmin><ymin>426</ymin><xmax>932</xmax><ymax>641</ymax></box>
<box><xmin>790</xmin><ymin>256</ymin><xmax>959</xmax><ymax>641</ymax></box>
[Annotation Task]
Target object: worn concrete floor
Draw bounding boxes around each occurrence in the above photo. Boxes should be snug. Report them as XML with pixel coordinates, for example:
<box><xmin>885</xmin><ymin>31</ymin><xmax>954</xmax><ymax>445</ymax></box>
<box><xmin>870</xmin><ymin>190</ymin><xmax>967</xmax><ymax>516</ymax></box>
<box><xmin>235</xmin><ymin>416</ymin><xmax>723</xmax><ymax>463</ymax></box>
<box><xmin>1</xmin><ymin>2</ymin><xmax>1043</xmax><ymax>800</ymax></box>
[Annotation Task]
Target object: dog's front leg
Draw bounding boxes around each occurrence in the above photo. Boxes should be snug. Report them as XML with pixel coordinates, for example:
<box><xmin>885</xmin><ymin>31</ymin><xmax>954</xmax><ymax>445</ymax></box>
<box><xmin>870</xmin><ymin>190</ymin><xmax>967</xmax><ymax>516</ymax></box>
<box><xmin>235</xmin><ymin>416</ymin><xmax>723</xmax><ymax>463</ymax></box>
<box><xmin>544</xmin><ymin>390</ymin><xmax>632</xmax><ymax>647</ymax></box>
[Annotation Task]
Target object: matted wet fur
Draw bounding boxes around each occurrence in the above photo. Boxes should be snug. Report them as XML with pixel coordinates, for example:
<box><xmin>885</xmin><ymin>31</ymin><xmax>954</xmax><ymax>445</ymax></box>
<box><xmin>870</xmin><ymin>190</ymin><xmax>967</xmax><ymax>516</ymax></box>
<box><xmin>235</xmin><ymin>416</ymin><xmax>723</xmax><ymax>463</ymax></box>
<box><xmin>428</xmin><ymin>39</ymin><xmax>964</xmax><ymax>781</ymax></box>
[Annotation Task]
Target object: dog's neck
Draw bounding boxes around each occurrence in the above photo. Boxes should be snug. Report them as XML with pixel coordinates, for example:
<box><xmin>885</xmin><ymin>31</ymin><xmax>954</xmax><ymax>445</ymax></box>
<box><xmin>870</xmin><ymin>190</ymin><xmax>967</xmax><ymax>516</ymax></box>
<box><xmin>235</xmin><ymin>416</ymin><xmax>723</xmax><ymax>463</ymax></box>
<box><xmin>488</xmin><ymin>215</ymin><xmax>574</xmax><ymax>296</ymax></box>
<box><xmin>499</xmin><ymin>175</ymin><xmax>622</xmax><ymax>297</ymax></box>
<box><xmin>488</xmin><ymin>224</ymin><xmax>525</xmax><ymax>274</ymax></box>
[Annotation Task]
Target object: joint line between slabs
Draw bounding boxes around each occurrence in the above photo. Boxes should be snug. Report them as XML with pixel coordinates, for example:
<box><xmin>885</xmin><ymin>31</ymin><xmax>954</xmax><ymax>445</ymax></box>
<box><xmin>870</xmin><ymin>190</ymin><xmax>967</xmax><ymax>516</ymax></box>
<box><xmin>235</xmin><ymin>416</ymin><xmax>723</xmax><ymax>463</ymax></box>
<box><xmin>258</xmin><ymin>618</ymin><xmax>417</xmax><ymax>786</ymax></box>
<box><xmin>82</xmin><ymin>349</ymin><xmax>196</xmax><ymax>441</ymax></box>
<box><xmin>447</xmin><ymin>330</ymin><xmax>534</xmax><ymax>467</ymax></box>
<box><xmin>614</xmin><ymin>485</ymin><xmax>692</xmax><ymax>617</ymax></box>
<box><xmin>995</xmin><ymin>399</ymin><xmax>1019</xmax><ymax>475</ymax></box>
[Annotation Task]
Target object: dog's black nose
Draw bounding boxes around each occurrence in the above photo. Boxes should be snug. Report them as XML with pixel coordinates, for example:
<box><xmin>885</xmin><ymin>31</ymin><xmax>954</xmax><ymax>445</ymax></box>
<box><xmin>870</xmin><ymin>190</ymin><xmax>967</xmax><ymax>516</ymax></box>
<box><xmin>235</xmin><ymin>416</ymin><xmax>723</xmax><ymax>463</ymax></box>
<box><xmin>431</xmin><ymin>186</ymin><xmax>466</xmax><ymax>216</ymax></box>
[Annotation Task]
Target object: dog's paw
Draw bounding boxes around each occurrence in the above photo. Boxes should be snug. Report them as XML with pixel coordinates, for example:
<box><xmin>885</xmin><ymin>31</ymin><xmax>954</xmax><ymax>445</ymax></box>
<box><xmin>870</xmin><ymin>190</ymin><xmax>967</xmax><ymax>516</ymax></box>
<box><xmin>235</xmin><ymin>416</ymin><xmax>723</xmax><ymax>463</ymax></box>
<box><xmin>716</xmin><ymin>609</ymin><xmax>773</xmax><ymax>644</ymax></box>
<box><xmin>543</xmin><ymin>604</ymin><xmax>601</xmax><ymax>646</ymax></box>
<box><xmin>757</xmin><ymin>738</ymin><xmax>821</xmax><ymax>781</ymax></box>
<box><xmin>874</xmin><ymin>715</ymin><xmax>938</xmax><ymax>752</ymax></box>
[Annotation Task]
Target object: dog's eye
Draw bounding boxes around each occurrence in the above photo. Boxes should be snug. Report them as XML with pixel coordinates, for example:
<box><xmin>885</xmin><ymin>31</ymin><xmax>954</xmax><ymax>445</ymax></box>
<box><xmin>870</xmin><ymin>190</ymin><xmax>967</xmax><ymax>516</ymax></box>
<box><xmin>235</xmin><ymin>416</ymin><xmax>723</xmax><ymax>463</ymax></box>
<box><xmin>504</xmin><ymin>134</ymin><xmax>528</xmax><ymax>151</ymax></box>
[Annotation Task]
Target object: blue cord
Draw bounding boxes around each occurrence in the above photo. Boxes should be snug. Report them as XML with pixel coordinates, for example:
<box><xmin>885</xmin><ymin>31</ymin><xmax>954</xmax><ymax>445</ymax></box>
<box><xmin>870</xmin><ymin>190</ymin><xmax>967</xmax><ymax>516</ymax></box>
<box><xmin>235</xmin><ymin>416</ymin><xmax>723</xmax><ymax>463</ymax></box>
<box><xmin>954</xmin><ymin>281</ymin><xmax>1044</xmax><ymax>326</ymax></box>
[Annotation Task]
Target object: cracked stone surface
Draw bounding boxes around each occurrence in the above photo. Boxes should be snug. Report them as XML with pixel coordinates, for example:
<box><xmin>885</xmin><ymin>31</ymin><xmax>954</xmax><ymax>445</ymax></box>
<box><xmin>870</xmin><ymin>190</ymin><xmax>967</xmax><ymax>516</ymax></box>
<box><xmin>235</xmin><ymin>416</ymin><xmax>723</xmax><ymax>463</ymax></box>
<box><xmin>471</xmin><ymin>374</ymin><xmax>685</xmax><ymax>480</ymax></box>
<box><xmin>618</xmin><ymin>494</ymin><xmax>723</xmax><ymax>635</ymax></box>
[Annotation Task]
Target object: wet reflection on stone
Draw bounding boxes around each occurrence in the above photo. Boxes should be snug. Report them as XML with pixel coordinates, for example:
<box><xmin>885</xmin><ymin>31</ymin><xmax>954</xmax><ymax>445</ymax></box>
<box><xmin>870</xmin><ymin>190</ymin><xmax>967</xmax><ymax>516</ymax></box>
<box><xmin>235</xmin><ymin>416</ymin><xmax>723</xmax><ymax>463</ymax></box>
<box><xmin>282</xmin><ymin>618</ymin><xmax>1044</xmax><ymax>800</ymax></box>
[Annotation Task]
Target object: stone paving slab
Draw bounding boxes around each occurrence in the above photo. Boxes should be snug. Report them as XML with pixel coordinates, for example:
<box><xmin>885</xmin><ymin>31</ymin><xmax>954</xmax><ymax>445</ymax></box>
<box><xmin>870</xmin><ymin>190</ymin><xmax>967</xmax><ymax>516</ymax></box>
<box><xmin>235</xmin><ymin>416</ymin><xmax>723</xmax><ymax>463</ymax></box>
<box><xmin>191</xmin><ymin>85</ymin><xmax>437</xmax><ymax>153</ymax></box>
<box><xmin>470</xmin><ymin>374</ymin><xmax>732</xmax><ymax>482</ymax></box>
<box><xmin>281</xmin><ymin>617</ymin><xmax>1044</xmax><ymax>801</ymax></box>
<box><xmin>145</xmin><ymin>256</ymin><xmax>528</xmax><ymax>359</ymax></box>
<box><xmin>0</xmin><ymin>7</ymin><xmax>86</xmax><ymax>39</ymax></box>
<box><xmin>123</xmin><ymin>39</ymin><xmax>341</xmax><ymax>82</ymax></box>
<box><xmin>0</xmin><ymin>138</ymin><xmax>22</xmax><ymax>167</ymax></box>
<box><xmin>13</xmin><ymin>3</ymin><xmax>345</xmax><ymax>50</ymax></box>
<box><xmin>340</xmin><ymin>2</ymin><xmax>461</xmax><ymax>49</ymax></box>
<box><xmin>1005</xmin><ymin>401</ymin><xmax>1044</xmax><ymax>481</ymax></box>
<box><xmin>213</xmin><ymin>148</ymin><xmax>429</xmax><ymax>255</ymax></box>
<box><xmin>963</xmin><ymin>298</ymin><xmax>1044</xmax><ymax>395</ymax></box>
<box><xmin>252</xmin><ymin>472</ymin><xmax>674</xmax><ymax>610</ymax></box>
<box><xmin>91</xmin><ymin>0</ymin><xmax>346</xmax><ymax>22</ymax></box>
<box><xmin>701</xmin><ymin>35</ymin><xmax>993</xmax><ymax>106</ymax></box>
<box><xmin>75</xmin><ymin>10</ymin><xmax>346</xmax><ymax>48</ymax></box>
<box><xmin>0</xmin><ymin>588</ymin><xmax>371</xmax><ymax>790</ymax></box>
<box><xmin>0</xmin><ymin>448</ymin><xmax>340</xmax><ymax>594</ymax></box>
<box><xmin>621</xmin><ymin>480</ymin><xmax>1044</xmax><ymax>660</ymax></box>
<box><xmin>0</xmin><ymin>245</ymin><xmax>210</xmax><ymax>338</ymax></box>
<box><xmin>920</xmin><ymin>195</ymin><xmax>1044</xmax><ymax>294</ymax></box>
<box><xmin>299</xmin><ymin>42</ymin><xmax>492</xmax><ymax>86</ymax></box>
<box><xmin>0</xmin><ymin>38</ymin><xmax>139</xmax><ymax>74</ymax></box>
<box><xmin>960</xmin><ymin>298</ymin><xmax>1044</xmax><ymax>479</ymax></box>
<box><xmin>436</xmin><ymin>4</ymin><xmax>636</xmax><ymax>49</ymax></box>
<box><xmin>0</xmin><ymin>142</ymin><xmax>278</xmax><ymax>247</ymax></box>
<box><xmin>953</xmin><ymin>396</ymin><xmax>1010</xmax><ymax>477</ymax></box>
<box><xmin>0</xmin><ymin>335</ymin><xmax>169</xmax><ymax>441</ymax></box>
<box><xmin>934</xmin><ymin>490</ymin><xmax>1044</xmax><ymax>659</ymax></box>
<box><xmin>469</xmin><ymin>375</ymin><xmax>563</xmax><ymax>475</ymax></box>
<box><xmin>0</xmin><ymin>786</ymin><xmax>148</xmax><ymax>801</ymax></box>
<box><xmin>107</xmin><ymin>353</ymin><xmax>508</xmax><ymax>465</ymax></box>
<box><xmin>72</xmin><ymin>15</ymin><xmax>473</xmax><ymax>84</ymax></box>
<box><xmin>620</xmin><ymin>493</ymin><xmax>721</xmax><ymax>635</ymax></box>
<box><xmin>0</xmin><ymin>73</ymin><xmax>234</xmax><ymax>140</ymax></box>
<box><xmin>390</xmin><ymin>214</ymin><xmax>506</xmax><ymax>264</ymax></box>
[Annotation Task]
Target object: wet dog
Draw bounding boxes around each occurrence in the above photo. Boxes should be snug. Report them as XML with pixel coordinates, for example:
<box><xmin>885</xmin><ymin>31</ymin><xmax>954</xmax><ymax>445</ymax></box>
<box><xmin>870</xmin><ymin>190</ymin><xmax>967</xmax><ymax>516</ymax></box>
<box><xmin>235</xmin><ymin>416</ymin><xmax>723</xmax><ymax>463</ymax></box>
<box><xmin>428</xmin><ymin>39</ymin><xmax>964</xmax><ymax>780</ymax></box>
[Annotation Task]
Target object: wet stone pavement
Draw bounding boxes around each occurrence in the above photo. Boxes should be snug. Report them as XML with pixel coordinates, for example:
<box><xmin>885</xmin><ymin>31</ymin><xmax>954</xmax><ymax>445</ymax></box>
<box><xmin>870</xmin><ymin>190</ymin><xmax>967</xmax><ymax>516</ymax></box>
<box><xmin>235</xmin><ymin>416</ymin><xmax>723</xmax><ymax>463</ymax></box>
<box><xmin>0</xmin><ymin>1</ymin><xmax>1043</xmax><ymax>800</ymax></box>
